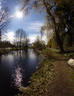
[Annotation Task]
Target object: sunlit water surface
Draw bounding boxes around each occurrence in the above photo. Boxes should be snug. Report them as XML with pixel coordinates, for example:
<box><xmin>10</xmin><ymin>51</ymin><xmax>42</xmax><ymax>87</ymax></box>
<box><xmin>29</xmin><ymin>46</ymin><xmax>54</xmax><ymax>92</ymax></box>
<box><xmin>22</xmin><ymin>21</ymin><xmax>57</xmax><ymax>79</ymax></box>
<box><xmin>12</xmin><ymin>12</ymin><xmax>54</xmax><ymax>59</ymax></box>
<box><xmin>0</xmin><ymin>49</ymin><xmax>41</xmax><ymax>96</ymax></box>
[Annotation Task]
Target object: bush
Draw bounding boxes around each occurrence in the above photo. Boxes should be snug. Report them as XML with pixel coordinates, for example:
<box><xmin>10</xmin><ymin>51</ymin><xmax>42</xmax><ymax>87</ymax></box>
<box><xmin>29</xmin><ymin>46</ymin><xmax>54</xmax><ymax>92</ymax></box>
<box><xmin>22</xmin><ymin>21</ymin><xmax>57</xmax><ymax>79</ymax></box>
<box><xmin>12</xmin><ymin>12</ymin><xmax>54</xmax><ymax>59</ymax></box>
<box><xmin>33</xmin><ymin>41</ymin><xmax>46</xmax><ymax>50</ymax></box>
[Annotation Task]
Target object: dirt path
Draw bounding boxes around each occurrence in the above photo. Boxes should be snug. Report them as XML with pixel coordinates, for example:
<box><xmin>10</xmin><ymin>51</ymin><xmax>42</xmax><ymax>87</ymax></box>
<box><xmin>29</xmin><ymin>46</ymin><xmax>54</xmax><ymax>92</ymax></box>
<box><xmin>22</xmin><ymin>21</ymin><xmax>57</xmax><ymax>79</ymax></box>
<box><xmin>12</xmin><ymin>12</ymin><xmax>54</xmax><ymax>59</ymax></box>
<box><xmin>48</xmin><ymin>61</ymin><xmax>74</xmax><ymax>96</ymax></box>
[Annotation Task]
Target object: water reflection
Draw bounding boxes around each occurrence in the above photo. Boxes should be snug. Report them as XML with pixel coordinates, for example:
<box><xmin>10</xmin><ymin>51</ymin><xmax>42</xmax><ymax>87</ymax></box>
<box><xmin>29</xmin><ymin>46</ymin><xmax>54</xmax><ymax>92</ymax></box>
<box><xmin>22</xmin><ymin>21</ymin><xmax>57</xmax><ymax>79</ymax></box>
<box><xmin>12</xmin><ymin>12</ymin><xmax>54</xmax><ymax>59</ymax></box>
<box><xmin>0</xmin><ymin>49</ymin><xmax>41</xmax><ymax>96</ymax></box>
<box><xmin>14</xmin><ymin>67</ymin><xmax>22</xmax><ymax>87</ymax></box>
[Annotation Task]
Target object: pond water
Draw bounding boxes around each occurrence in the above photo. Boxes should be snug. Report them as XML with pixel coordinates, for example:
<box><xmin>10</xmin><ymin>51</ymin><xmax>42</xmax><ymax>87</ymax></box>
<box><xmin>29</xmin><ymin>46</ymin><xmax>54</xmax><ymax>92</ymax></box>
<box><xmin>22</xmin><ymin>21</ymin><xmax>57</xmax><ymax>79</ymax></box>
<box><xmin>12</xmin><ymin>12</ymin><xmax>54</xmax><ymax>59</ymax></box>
<box><xmin>0</xmin><ymin>49</ymin><xmax>41</xmax><ymax>96</ymax></box>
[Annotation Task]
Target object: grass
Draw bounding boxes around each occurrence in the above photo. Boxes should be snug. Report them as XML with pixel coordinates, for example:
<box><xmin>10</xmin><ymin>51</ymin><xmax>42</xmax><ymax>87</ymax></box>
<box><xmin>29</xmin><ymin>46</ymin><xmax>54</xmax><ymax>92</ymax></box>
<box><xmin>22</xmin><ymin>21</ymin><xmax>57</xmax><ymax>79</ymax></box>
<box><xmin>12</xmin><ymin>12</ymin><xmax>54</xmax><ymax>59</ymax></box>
<box><xmin>19</xmin><ymin>59</ymin><xmax>55</xmax><ymax>96</ymax></box>
<box><xmin>42</xmin><ymin>48</ymin><xmax>63</xmax><ymax>60</ymax></box>
<box><xmin>13</xmin><ymin>46</ymin><xmax>73</xmax><ymax>96</ymax></box>
<box><xmin>42</xmin><ymin>47</ymin><xmax>74</xmax><ymax>60</ymax></box>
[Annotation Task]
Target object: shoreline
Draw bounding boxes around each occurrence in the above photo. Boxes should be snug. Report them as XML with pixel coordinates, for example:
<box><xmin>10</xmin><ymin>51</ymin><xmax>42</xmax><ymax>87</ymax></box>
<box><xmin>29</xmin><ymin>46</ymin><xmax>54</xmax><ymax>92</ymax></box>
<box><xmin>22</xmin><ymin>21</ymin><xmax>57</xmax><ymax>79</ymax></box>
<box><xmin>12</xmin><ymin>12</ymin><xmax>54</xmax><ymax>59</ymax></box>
<box><xmin>0</xmin><ymin>47</ymin><xmax>29</xmax><ymax>55</ymax></box>
<box><xmin>19</xmin><ymin>58</ymin><xmax>55</xmax><ymax>96</ymax></box>
<box><xmin>18</xmin><ymin>47</ymin><xmax>74</xmax><ymax>96</ymax></box>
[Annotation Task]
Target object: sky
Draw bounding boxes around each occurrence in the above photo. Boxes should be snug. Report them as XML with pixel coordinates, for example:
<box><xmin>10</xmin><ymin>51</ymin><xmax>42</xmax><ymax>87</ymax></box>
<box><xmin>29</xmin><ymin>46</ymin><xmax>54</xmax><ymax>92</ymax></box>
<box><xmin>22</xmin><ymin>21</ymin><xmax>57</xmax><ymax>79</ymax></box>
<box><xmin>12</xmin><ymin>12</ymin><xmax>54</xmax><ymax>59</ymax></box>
<box><xmin>1</xmin><ymin>0</ymin><xmax>47</xmax><ymax>43</ymax></box>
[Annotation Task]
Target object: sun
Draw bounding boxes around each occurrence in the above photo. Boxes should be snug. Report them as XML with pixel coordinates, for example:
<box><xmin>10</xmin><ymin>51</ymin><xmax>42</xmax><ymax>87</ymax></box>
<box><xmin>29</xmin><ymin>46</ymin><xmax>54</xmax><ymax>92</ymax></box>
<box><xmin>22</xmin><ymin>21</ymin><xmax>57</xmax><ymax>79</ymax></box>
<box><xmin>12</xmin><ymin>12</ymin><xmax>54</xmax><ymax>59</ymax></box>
<box><xmin>15</xmin><ymin>10</ymin><xmax>24</xmax><ymax>19</ymax></box>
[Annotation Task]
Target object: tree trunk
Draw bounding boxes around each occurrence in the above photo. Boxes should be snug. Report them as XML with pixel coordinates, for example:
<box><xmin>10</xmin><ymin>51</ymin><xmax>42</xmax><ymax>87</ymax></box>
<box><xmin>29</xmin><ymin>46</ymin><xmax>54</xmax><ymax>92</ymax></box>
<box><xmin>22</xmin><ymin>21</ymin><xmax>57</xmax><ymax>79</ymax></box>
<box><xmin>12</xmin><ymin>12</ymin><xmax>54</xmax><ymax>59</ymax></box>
<box><xmin>0</xmin><ymin>30</ymin><xmax>1</xmax><ymax>42</ymax></box>
<box><xmin>43</xmin><ymin>0</ymin><xmax>64</xmax><ymax>52</ymax></box>
<box><xmin>67</xmin><ymin>27</ymin><xmax>72</xmax><ymax>46</ymax></box>
<box><xmin>55</xmin><ymin>25</ymin><xmax>64</xmax><ymax>52</ymax></box>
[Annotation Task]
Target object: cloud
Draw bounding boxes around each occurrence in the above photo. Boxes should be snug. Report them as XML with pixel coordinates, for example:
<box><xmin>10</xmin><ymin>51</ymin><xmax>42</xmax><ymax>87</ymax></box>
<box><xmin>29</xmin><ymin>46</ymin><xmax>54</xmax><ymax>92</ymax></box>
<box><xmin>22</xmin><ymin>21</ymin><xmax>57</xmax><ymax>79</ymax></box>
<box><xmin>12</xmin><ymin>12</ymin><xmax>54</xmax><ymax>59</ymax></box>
<box><xmin>3</xmin><ymin>30</ymin><xmax>15</xmax><ymax>43</ymax></box>
<box><xmin>27</xmin><ymin>21</ymin><xmax>44</xmax><ymax>32</ymax></box>
<box><xmin>0</xmin><ymin>1</ymin><xmax>2</xmax><ymax>10</ymax></box>
<box><xmin>2</xmin><ymin>29</ymin><xmax>47</xmax><ymax>44</ymax></box>
<box><xmin>28</xmin><ymin>33</ymin><xmax>47</xmax><ymax>44</ymax></box>
<box><xmin>28</xmin><ymin>34</ymin><xmax>38</xmax><ymax>43</ymax></box>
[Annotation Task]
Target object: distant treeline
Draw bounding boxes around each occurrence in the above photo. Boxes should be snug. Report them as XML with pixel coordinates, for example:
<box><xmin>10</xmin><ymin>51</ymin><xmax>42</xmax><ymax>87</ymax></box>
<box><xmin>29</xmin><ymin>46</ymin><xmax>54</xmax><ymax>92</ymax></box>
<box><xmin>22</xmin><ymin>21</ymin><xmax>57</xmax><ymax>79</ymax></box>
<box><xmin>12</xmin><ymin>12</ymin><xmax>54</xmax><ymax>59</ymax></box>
<box><xmin>0</xmin><ymin>41</ymin><xmax>14</xmax><ymax>48</ymax></box>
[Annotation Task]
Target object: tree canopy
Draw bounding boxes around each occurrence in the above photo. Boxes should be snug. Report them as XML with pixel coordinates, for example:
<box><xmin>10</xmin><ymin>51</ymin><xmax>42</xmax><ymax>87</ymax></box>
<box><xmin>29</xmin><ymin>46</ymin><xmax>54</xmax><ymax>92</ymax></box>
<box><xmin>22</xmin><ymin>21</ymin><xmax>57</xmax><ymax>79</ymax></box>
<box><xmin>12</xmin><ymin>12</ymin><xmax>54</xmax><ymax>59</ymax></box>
<box><xmin>21</xmin><ymin>0</ymin><xmax>74</xmax><ymax>52</ymax></box>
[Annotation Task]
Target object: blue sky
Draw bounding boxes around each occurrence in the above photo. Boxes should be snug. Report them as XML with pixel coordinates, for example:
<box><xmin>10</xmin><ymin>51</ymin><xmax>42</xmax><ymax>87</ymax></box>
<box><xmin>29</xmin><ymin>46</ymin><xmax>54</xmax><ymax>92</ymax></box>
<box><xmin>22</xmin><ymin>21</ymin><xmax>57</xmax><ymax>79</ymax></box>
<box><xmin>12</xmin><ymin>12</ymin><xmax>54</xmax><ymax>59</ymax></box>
<box><xmin>2</xmin><ymin>0</ymin><xmax>46</xmax><ymax>43</ymax></box>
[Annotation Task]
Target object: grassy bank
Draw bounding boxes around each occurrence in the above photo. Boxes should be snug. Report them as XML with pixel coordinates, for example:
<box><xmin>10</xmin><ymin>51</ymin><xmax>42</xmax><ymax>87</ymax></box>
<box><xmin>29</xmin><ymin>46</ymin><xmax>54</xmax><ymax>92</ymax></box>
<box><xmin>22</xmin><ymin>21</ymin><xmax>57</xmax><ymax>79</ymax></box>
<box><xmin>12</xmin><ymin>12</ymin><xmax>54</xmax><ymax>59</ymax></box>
<box><xmin>18</xmin><ymin>46</ymin><xmax>74</xmax><ymax>96</ymax></box>
<box><xmin>1</xmin><ymin>47</ymin><xmax>73</xmax><ymax>96</ymax></box>
<box><xmin>19</xmin><ymin>59</ymin><xmax>55</xmax><ymax>96</ymax></box>
<box><xmin>0</xmin><ymin>47</ymin><xmax>29</xmax><ymax>55</ymax></box>
<box><xmin>0</xmin><ymin>48</ymin><xmax>12</xmax><ymax>55</ymax></box>
<box><xmin>18</xmin><ymin>48</ymin><xmax>61</xmax><ymax>96</ymax></box>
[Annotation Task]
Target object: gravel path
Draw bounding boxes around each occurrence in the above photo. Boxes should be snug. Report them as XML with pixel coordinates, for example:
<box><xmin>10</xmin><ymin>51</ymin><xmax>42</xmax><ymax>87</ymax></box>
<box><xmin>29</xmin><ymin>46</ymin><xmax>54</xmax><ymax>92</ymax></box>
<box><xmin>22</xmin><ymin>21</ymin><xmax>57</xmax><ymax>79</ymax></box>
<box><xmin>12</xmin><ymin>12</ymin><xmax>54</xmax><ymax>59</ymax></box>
<box><xmin>48</xmin><ymin>61</ymin><xmax>74</xmax><ymax>96</ymax></box>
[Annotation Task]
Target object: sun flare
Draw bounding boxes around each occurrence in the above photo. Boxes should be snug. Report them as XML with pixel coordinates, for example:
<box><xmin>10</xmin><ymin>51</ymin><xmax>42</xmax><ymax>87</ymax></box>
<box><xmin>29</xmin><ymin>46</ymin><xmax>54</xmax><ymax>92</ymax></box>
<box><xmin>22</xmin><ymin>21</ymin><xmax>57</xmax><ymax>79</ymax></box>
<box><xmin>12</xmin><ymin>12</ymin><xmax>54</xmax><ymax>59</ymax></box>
<box><xmin>15</xmin><ymin>10</ymin><xmax>24</xmax><ymax>19</ymax></box>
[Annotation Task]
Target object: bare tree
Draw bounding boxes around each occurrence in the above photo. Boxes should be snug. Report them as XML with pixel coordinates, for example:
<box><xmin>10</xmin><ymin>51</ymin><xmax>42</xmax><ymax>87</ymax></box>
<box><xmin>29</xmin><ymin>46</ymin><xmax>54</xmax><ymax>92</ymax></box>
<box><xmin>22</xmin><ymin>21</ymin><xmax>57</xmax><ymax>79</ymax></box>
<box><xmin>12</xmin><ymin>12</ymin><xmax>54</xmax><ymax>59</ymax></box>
<box><xmin>0</xmin><ymin>7</ymin><xmax>9</xmax><ymax>41</ymax></box>
<box><xmin>15</xmin><ymin>29</ymin><xmax>26</xmax><ymax>48</ymax></box>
